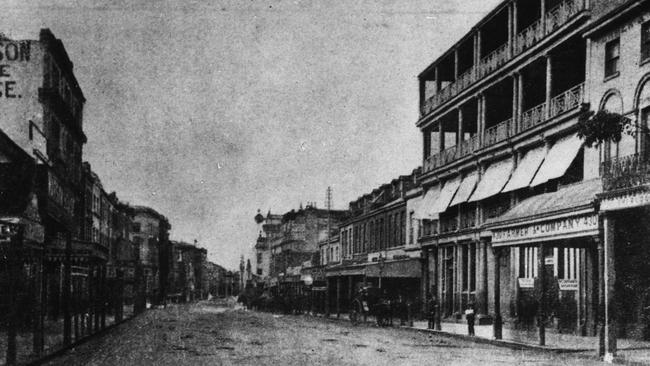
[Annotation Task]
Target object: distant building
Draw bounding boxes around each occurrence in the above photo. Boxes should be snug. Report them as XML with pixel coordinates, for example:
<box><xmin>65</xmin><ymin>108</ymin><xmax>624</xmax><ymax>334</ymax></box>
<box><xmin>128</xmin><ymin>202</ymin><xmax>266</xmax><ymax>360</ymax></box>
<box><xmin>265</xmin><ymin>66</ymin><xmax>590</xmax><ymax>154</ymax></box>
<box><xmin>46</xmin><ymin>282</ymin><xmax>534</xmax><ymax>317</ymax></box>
<box><xmin>129</xmin><ymin>206</ymin><xmax>170</xmax><ymax>306</ymax></box>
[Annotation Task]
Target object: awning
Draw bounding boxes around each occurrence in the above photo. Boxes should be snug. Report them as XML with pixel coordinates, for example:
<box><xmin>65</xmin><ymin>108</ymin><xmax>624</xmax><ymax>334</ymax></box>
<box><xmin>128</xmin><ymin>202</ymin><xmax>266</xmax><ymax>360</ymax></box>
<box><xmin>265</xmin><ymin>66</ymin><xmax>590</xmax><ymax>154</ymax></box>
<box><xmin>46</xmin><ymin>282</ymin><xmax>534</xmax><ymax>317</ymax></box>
<box><xmin>429</xmin><ymin>177</ymin><xmax>461</xmax><ymax>214</ymax></box>
<box><xmin>502</xmin><ymin>146</ymin><xmax>546</xmax><ymax>193</ymax></box>
<box><xmin>486</xmin><ymin>178</ymin><xmax>601</xmax><ymax>227</ymax></box>
<box><xmin>450</xmin><ymin>171</ymin><xmax>479</xmax><ymax>206</ymax></box>
<box><xmin>364</xmin><ymin>258</ymin><xmax>421</xmax><ymax>278</ymax></box>
<box><xmin>469</xmin><ymin>159</ymin><xmax>514</xmax><ymax>202</ymax></box>
<box><xmin>530</xmin><ymin>134</ymin><xmax>583</xmax><ymax>187</ymax></box>
<box><xmin>413</xmin><ymin>185</ymin><xmax>441</xmax><ymax>219</ymax></box>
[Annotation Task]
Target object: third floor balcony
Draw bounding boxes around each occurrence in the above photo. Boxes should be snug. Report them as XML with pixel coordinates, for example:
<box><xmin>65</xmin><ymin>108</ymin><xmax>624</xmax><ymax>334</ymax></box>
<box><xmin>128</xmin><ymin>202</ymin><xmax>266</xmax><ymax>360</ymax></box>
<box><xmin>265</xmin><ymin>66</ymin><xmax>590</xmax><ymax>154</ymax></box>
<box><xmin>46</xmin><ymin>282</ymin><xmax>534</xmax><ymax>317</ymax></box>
<box><xmin>419</xmin><ymin>0</ymin><xmax>587</xmax><ymax>119</ymax></box>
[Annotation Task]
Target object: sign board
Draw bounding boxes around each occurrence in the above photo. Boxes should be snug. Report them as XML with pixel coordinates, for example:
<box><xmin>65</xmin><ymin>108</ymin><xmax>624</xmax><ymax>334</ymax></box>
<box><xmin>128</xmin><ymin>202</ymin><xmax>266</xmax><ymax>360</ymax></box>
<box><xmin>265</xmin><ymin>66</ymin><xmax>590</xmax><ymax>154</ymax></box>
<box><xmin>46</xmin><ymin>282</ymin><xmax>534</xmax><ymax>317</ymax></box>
<box><xmin>544</xmin><ymin>257</ymin><xmax>555</xmax><ymax>265</ymax></box>
<box><xmin>518</xmin><ymin>278</ymin><xmax>535</xmax><ymax>288</ymax></box>
<box><xmin>558</xmin><ymin>279</ymin><xmax>579</xmax><ymax>291</ymax></box>
<box><xmin>600</xmin><ymin>190</ymin><xmax>650</xmax><ymax>211</ymax></box>
<box><xmin>492</xmin><ymin>213</ymin><xmax>598</xmax><ymax>246</ymax></box>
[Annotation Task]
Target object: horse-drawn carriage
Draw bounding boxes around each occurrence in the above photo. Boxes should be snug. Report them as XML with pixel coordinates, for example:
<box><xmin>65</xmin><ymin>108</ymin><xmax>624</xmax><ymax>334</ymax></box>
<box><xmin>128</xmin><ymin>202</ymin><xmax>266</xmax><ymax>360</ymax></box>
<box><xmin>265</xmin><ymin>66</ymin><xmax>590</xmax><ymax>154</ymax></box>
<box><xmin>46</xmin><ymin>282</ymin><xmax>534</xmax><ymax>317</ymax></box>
<box><xmin>349</xmin><ymin>286</ymin><xmax>393</xmax><ymax>326</ymax></box>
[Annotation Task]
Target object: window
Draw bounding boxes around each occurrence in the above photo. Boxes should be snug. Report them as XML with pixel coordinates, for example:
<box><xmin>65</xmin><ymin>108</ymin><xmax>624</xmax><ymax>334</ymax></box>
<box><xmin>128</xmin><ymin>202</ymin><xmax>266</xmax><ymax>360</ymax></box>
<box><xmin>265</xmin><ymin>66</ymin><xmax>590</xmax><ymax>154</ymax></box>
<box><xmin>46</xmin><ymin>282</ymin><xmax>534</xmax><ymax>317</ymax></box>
<box><xmin>132</xmin><ymin>222</ymin><xmax>141</xmax><ymax>233</ymax></box>
<box><xmin>519</xmin><ymin>247</ymin><xmax>539</xmax><ymax>278</ymax></box>
<box><xmin>605</xmin><ymin>38</ymin><xmax>620</xmax><ymax>78</ymax></box>
<box><xmin>642</xmin><ymin>21</ymin><xmax>650</xmax><ymax>62</ymax></box>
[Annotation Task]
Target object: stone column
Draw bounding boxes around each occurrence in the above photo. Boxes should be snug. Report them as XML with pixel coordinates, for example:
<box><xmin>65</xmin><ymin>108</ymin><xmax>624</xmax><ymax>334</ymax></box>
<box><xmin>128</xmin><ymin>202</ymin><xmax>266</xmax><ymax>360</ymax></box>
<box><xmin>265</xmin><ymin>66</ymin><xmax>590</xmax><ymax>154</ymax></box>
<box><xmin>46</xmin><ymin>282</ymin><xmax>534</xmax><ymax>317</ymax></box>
<box><xmin>512</xmin><ymin>73</ymin><xmax>519</xmax><ymax>133</ymax></box>
<box><xmin>336</xmin><ymin>276</ymin><xmax>341</xmax><ymax>318</ymax></box>
<box><xmin>434</xmin><ymin>246</ymin><xmax>441</xmax><ymax>330</ymax></box>
<box><xmin>599</xmin><ymin>214</ymin><xmax>617</xmax><ymax>361</ymax></box>
<box><xmin>33</xmin><ymin>252</ymin><xmax>44</xmax><ymax>356</ymax></box>
<box><xmin>493</xmin><ymin>246</ymin><xmax>503</xmax><ymax>339</ymax></box>
<box><xmin>63</xmin><ymin>231</ymin><xmax>72</xmax><ymax>346</ymax></box>
<box><xmin>101</xmin><ymin>266</ymin><xmax>107</xmax><ymax>329</ymax></box>
<box><xmin>545</xmin><ymin>53</ymin><xmax>553</xmax><ymax>119</ymax></box>
<box><xmin>537</xmin><ymin>243</ymin><xmax>546</xmax><ymax>346</ymax></box>
<box><xmin>458</xmin><ymin>107</ymin><xmax>464</xmax><ymax>146</ymax></box>
<box><xmin>422</xmin><ymin>249</ymin><xmax>430</xmax><ymax>314</ymax></box>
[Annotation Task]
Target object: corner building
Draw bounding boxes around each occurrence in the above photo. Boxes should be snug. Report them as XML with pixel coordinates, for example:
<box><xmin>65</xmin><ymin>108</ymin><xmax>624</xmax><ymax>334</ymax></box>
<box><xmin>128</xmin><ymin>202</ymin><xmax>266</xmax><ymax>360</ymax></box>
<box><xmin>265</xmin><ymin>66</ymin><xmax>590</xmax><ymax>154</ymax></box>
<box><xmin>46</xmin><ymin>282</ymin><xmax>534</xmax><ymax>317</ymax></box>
<box><xmin>414</xmin><ymin>0</ymin><xmax>636</xmax><ymax>350</ymax></box>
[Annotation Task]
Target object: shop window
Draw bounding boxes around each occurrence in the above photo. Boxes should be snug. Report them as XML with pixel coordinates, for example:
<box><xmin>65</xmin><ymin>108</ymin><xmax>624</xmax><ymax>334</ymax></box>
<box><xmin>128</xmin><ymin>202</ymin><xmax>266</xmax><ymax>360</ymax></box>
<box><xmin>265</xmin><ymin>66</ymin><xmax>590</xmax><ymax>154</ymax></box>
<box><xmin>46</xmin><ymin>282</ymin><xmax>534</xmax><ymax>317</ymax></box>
<box><xmin>555</xmin><ymin>248</ymin><xmax>579</xmax><ymax>280</ymax></box>
<box><xmin>605</xmin><ymin>38</ymin><xmax>620</xmax><ymax>78</ymax></box>
<box><xmin>642</xmin><ymin>21</ymin><xmax>650</xmax><ymax>62</ymax></box>
<box><xmin>519</xmin><ymin>247</ymin><xmax>539</xmax><ymax>278</ymax></box>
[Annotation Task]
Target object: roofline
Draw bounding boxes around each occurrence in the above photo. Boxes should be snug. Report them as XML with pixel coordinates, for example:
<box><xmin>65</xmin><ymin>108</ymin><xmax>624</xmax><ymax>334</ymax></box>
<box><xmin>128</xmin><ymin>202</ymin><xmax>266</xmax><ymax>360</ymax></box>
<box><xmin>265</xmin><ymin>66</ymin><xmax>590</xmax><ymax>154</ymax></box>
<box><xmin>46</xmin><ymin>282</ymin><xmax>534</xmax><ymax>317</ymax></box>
<box><xmin>418</xmin><ymin>0</ymin><xmax>511</xmax><ymax>79</ymax></box>
<box><xmin>583</xmin><ymin>0</ymin><xmax>649</xmax><ymax>38</ymax></box>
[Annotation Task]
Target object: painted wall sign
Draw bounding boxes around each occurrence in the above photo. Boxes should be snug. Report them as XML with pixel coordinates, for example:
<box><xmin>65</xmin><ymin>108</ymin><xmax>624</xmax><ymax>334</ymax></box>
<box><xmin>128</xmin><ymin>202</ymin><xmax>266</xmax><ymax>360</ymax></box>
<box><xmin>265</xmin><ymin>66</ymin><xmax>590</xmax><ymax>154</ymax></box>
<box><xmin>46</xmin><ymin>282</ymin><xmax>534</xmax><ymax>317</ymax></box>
<box><xmin>558</xmin><ymin>279</ymin><xmax>579</xmax><ymax>291</ymax></box>
<box><xmin>600</xmin><ymin>190</ymin><xmax>650</xmax><ymax>211</ymax></box>
<box><xmin>518</xmin><ymin>278</ymin><xmax>535</xmax><ymax>288</ymax></box>
<box><xmin>492</xmin><ymin>213</ymin><xmax>598</xmax><ymax>245</ymax></box>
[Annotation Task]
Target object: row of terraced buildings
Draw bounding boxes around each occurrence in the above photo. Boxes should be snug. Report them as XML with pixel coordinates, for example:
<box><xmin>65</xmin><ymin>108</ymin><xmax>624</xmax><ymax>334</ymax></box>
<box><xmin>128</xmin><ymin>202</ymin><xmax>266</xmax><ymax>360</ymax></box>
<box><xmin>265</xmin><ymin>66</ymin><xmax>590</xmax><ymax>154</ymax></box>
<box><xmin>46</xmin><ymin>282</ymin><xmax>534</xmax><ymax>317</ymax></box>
<box><xmin>0</xmin><ymin>29</ymin><xmax>217</xmax><ymax>365</ymax></box>
<box><xmin>254</xmin><ymin>0</ymin><xmax>650</xmax><ymax>360</ymax></box>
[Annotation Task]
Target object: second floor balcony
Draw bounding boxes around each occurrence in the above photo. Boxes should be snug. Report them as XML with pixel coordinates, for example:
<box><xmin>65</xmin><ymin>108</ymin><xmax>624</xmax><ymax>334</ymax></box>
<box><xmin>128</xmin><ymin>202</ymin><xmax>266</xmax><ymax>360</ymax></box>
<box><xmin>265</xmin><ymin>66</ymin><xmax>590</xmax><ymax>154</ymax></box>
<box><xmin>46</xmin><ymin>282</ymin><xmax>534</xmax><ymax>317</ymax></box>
<box><xmin>424</xmin><ymin>83</ymin><xmax>583</xmax><ymax>173</ymax></box>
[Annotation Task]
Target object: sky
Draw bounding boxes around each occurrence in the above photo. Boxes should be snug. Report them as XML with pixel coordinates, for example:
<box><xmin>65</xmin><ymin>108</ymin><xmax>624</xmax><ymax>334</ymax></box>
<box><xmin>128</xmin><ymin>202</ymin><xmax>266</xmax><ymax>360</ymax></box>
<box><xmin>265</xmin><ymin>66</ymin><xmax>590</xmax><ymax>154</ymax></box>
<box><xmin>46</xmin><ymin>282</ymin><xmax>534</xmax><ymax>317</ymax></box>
<box><xmin>2</xmin><ymin>0</ymin><xmax>501</xmax><ymax>270</ymax></box>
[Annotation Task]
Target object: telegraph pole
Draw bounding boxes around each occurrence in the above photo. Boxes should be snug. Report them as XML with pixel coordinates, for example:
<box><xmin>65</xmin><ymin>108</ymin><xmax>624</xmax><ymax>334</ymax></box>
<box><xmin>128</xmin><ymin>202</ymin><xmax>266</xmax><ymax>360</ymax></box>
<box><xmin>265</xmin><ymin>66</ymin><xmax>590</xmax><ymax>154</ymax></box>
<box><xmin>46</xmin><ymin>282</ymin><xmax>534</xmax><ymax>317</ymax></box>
<box><xmin>324</xmin><ymin>187</ymin><xmax>332</xmax><ymax>317</ymax></box>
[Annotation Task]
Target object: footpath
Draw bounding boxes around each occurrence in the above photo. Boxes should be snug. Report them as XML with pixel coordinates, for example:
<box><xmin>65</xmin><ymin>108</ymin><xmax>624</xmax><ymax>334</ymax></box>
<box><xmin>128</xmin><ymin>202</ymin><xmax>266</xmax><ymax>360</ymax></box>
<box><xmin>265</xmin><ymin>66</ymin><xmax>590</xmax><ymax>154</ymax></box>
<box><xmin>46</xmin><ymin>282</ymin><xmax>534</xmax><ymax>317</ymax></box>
<box><xmin>320</xmin><ymin>312</ymin><xmax>650</xmax><ymax>365</ymax></box>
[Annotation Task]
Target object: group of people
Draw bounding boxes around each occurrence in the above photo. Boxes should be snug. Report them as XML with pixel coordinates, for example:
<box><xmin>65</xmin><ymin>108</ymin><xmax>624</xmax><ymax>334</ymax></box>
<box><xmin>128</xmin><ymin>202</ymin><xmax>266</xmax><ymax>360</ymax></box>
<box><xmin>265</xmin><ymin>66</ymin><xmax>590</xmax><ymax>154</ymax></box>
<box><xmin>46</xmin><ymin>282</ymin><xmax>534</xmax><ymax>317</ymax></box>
<box><xmin>426</xmin><ymin>290</ymin><xmax>476</xmax><ymax>336</ymax></box>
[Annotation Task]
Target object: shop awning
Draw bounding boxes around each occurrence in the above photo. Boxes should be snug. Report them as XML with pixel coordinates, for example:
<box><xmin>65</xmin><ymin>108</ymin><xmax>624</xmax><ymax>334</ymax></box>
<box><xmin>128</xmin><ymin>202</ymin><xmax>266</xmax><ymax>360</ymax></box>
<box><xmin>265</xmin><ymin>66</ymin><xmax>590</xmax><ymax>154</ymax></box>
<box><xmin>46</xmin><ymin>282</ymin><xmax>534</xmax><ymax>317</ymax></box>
<box><xmin>429</xmin><ymin>177</ymin><xmax>461</xmax><ymax>214</ymax></box>
<box><xmin>486</xmin><ymin>178</ymin><xmax>601</xmax><ymax>227</ymax></box>
<box><xmin>469</xmin><ymin>159</ymin><xmax>514</xmax><ymax>202</ymax></box>
<box><xmin>502</xmin><ymin>146</ymin><xmax>547</xmax><ymax>193</ymax></box>
<box><xmin>530</xmin><ymin>134</ymin><xmax>583</xmax><ymax>187</ymax></box>
<box><xmin>413</xmin><ymin>185</ymin><xmax>441</xmax><ymax>219</ymax></box>
<box><xmin>364</xmin><ymin>258</ymin><xmax>421</xmax><ymax>278</ymax></box>
<box><xmin>449</xmin><ymin>171</ymin><xmax>479</xmax><ymax>207</ymax></box>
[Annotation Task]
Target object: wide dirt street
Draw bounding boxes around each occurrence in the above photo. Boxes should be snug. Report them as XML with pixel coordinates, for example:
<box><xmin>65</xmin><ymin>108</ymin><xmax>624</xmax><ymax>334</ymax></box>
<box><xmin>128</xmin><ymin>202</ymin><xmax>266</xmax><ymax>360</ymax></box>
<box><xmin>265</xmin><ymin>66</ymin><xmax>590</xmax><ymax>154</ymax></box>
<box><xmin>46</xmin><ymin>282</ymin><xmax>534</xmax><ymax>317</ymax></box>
<box><xmin>44</xmin><ymin>299</ymin><xmax>605</xmax><ymax>366</ymax></box>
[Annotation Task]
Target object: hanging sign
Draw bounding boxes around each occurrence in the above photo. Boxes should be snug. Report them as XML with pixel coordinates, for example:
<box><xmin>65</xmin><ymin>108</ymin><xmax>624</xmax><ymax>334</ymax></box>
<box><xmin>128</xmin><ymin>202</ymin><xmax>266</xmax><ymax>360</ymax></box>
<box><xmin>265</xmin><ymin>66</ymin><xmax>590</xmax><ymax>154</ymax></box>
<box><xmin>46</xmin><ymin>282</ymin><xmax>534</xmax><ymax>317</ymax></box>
<box><xmin>558</xmin><ymin>279</ymin><xmax>579</xmax><ymax>291</ymax></box>
<box><xmin>518</xmin><ymin>278</ymin><xmax>535</xmax><ymax>288</ymax></box>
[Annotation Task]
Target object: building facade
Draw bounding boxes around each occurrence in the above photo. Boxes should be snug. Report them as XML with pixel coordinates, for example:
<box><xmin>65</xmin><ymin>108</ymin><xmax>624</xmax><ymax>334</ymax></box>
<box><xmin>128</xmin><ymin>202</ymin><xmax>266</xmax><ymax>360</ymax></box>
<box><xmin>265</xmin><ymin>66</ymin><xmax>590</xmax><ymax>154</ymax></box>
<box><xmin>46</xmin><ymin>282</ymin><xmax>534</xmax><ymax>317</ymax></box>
<box><xmin>325</xmin><ymin>170</ymin><xmax>422</xmax><ymax>317</ymax></box>
<box><xmin>412</xmin><ymin>0</ymin><xmax>648</xmax><ymax>359</ymax></box>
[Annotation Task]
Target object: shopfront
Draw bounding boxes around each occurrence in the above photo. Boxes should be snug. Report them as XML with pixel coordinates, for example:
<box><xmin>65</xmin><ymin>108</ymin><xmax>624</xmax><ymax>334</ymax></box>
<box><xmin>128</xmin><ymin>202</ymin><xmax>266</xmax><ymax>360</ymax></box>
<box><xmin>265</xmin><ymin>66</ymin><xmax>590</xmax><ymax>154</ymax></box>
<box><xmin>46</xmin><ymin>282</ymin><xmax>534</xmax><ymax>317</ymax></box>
<box><xmin>487</xmin><ymin>179</ymin><xmax>602</xmax><ymax>344</ymax></box>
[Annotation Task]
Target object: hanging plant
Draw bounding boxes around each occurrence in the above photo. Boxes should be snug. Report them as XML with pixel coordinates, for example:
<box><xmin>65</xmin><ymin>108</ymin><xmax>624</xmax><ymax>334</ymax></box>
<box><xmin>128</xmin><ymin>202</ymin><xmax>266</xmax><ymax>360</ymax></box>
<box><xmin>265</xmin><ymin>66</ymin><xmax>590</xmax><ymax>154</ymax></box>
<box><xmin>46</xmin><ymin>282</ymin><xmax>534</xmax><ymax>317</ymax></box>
<box><xmin>576</xmin><ymin>103</ymin><xmax>630</xmax><ymax>147</ymax></box>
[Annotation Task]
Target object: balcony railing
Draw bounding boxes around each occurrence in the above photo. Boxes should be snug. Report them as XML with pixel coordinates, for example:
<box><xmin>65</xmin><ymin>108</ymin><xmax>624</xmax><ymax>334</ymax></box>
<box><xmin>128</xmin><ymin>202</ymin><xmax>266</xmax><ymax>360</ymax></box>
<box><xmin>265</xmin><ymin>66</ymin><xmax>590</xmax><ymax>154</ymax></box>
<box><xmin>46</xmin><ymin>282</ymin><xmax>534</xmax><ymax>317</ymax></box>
<box><xmin>520</xmin><ymin>103</ymin><xmax>547</xmax><ymax>132</ymax></box>
<box><xmin>602</xmin><ymin>154</ymin><xmax>650</xmax><ymax>191</ymax></box>
<box><xmin>420</xmin><ymin>0</ymin><xmax>586</xmax><ymax>118</ymax></box>
<box><xmin>479</xmin><ymin>43</ymin><xmax>509</xmax><ymax>79</ymax></box>
<box><xmin>515</xmin><ymin>19</ymin><xmax>544</xmax><ymax>55</ymax></box>
<box><xmin>549</xmin><ymin>83</ymin><xmax>584</xmax><ymax>118</ymax></box>
<box><xmin>423</xmin><ymin>83</ymin><xmax>584</xmax><ymax>174</ymax></box>
<box><xmin>545</xmin><ymin>0</ymin><xmax>583</xmax><ymax>35</ymax></box>
<box><xmin>483</xmin><ymin>118</ymin><xmax>514</xmax><ymax>147</ymax></box>
<box><xmin>459</xmin><ymin>135</ymin><xmax>480</xmax><ymax>156</ymax></box>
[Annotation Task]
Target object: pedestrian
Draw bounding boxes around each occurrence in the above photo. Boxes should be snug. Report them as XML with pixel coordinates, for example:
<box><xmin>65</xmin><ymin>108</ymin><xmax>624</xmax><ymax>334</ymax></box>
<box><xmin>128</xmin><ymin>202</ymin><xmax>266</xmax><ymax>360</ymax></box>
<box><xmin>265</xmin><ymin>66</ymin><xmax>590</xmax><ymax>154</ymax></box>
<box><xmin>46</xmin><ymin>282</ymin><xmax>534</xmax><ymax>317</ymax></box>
<box><xmin>426</xmin><ymin>292</ymin><xmax>437</xmax><ymax>330</ymax></box>
<box><xmin>465</xmin><ymin>302</ymin><xmax>475</xmax><ymax>336</ymax></box>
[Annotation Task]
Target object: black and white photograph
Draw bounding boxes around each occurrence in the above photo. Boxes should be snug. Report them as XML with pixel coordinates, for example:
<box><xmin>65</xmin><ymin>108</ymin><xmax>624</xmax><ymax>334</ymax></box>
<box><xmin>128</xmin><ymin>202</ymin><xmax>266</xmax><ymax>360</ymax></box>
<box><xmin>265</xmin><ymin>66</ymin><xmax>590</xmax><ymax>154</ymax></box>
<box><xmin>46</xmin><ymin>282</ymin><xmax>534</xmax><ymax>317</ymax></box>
<box><xmin>1</xmin><ymin>0</ymin><xmax>650</xmax><ymax>365</ymax></box>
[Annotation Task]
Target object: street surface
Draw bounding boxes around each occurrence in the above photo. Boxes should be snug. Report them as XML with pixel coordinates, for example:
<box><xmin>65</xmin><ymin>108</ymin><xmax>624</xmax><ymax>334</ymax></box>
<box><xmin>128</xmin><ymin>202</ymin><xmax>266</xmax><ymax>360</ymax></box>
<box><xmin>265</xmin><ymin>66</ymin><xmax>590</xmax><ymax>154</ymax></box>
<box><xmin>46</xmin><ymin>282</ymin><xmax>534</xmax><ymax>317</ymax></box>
<box><xmin>44</xmin><ymin>299</ymin><xmax>605</xmax><ymax>366</ymax></box>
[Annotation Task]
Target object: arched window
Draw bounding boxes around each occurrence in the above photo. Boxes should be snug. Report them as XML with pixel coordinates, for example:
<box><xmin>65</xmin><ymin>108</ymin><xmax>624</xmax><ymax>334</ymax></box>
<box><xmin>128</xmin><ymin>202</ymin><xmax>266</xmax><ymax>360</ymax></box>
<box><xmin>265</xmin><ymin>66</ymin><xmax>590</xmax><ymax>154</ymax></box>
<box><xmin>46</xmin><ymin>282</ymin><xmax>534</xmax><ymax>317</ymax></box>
<box><xmin>637</xmin><ymin>79</ymin><xmax>650</xmax><ymax>156</ymax></box>
<box><xmin>600</xmin><ymin>91</ymin><xmax>634</xmax><ymax>160</ymax></box>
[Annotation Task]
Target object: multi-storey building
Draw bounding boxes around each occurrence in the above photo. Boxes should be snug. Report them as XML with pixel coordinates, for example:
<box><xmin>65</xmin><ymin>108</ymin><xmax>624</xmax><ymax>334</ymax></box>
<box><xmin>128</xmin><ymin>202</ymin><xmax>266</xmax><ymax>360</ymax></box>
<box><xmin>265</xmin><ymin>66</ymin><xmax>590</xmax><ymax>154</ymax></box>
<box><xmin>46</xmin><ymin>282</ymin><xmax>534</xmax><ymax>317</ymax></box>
<box><xmin>0</xmin><ymin>28</ymin><xmax>91</xmax><ymax>347</ymax></box>
<box><xmin>413</xmin><ymin>0</ymin><xmax>640</xmax><ymax>357</ymax></box>
<box><xmin>325</xmin><ymin>170</ymin><xmax>421</xmax><ymax>316</ymax></box>
<box><xmin>129</xmin><ymin>205</ymin><xmax>171</xmax><ymax>307</ymax></box>
<box><xmin>269</xmin><ymin>204</ymin><xmax>347</xmax><ymax>279</ymax></box>
<box><xmin>253</xmin><ymin>210</ymin><xmax>282</xmax><ymax>280</ymax></box>
<box><xmin>582</xmin><ymin>0</ymin><xmax>650</xmax><ymax>356</ymax></box>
